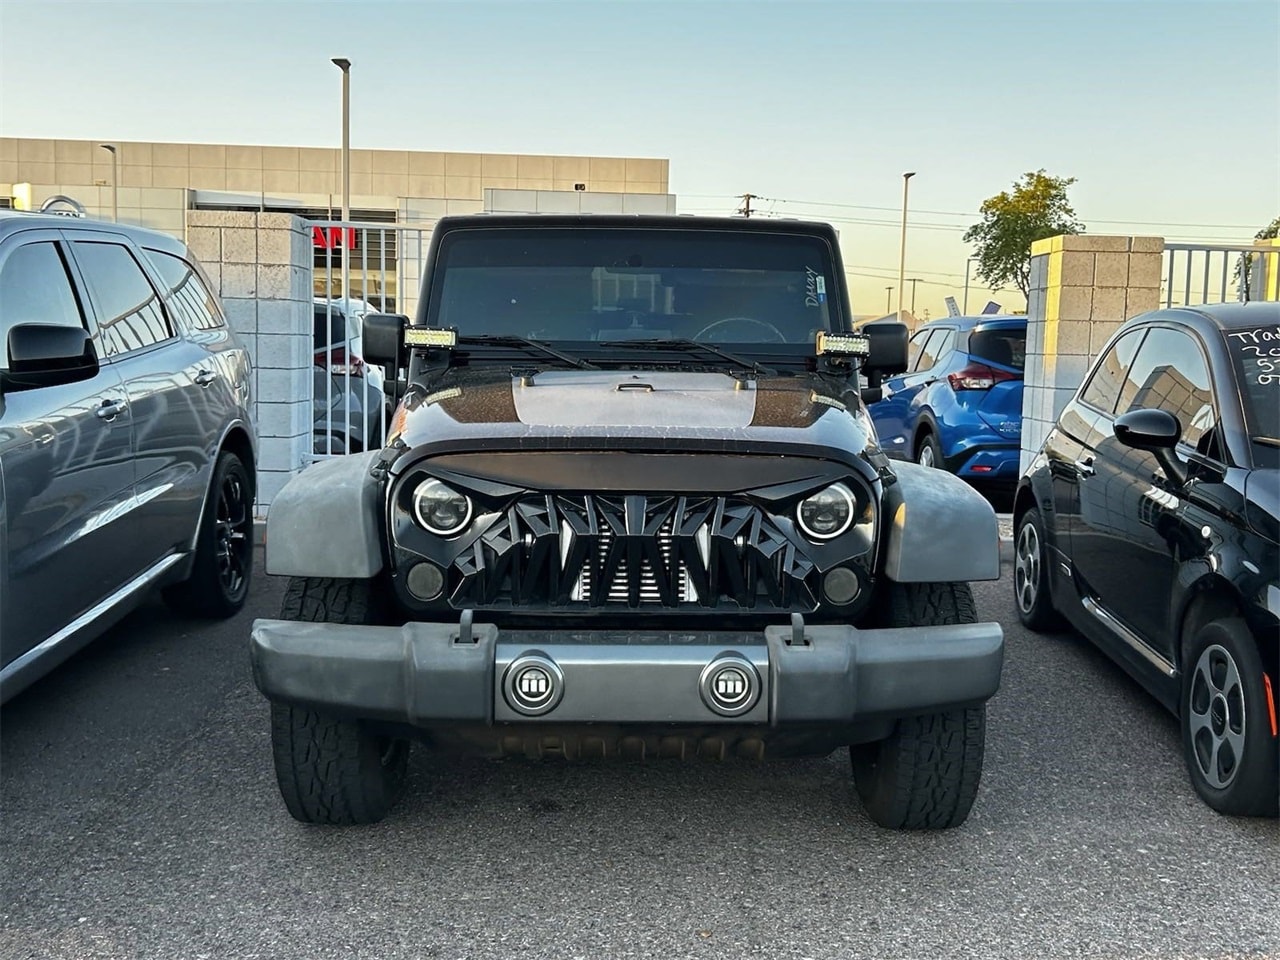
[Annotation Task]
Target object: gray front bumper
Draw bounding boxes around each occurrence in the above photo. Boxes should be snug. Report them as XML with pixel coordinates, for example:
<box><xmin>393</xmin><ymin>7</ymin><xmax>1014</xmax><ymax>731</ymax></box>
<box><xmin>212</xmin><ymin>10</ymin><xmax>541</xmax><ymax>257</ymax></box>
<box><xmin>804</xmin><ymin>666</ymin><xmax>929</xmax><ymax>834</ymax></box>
<box><xmin>250</xmin><ymin>617</ymin><xmax>1003</xmax><ymax>726</ymax></box>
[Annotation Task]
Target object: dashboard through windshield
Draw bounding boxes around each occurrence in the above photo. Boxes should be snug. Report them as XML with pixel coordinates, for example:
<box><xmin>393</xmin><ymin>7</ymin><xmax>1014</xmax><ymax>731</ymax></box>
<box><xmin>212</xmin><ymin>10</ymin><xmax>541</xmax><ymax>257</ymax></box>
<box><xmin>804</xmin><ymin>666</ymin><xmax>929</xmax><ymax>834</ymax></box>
<box><xmin>426</xmin><ymin>227</ymin><xmax>841</xmax><ymax>348</ymax></box>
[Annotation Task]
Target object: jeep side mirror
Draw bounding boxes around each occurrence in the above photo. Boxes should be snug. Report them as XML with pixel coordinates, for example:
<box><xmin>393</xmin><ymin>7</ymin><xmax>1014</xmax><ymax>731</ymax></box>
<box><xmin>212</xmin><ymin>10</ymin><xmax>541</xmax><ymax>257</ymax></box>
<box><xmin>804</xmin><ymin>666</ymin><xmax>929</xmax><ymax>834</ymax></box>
<box><xmin>1114</xmin><ymin>408</ymin><xmax>1186</xmax><ymax>486</ymax></box>
<box><xmin>363</xmin><ymin>312</ymin><xmax>408</xmax><ymax>367</ymax></box>
<box><xmin>1</xmin><ymin>324</ymin><xmax>99</xmax><ymax>393</ymax></box>
<box><xmin>860</xmin><ymin>321</ymin><xmax>909</xmax><ymax>376</ymax></box>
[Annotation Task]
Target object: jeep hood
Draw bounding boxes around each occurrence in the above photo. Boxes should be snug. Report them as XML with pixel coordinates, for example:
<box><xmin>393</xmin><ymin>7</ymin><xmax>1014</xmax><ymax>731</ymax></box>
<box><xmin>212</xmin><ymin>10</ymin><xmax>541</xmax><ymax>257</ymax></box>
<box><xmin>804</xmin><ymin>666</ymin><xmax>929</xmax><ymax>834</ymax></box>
<box><xmin>389</xmin><ymin>370</ymin><xmax>876</xmax><ymax>468</ymax></box>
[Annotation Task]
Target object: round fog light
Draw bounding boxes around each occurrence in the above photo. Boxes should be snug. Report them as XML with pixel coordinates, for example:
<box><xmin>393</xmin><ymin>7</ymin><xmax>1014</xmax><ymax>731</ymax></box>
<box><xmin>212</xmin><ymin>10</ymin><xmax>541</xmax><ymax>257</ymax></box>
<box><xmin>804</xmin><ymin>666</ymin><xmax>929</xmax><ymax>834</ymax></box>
<box><xmin>406</xmin><ymin>561</ymin><xmax>444</xmax><ymax>601</ymax></box>
<box><xmin>823</xmin><ymin>567</ymin><xmax>860</xmax><ymax>605</ymax></box>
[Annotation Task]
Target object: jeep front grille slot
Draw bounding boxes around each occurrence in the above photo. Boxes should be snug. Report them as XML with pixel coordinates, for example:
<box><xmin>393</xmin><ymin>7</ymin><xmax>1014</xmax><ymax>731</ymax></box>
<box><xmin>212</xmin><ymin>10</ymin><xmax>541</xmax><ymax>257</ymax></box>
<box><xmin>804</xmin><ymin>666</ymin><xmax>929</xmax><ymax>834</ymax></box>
<box><xmin>451</xmin><ymin>494</ymin><xmax>818</xmax><ymax>610</ymax></box>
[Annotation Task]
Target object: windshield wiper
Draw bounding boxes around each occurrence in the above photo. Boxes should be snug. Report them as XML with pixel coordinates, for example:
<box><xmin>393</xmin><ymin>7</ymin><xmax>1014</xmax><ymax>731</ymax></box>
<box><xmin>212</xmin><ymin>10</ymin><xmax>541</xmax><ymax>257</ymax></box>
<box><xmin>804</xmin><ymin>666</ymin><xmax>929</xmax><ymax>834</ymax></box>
<box><xmin>1251</xmin><ymin>436</ymin><xmax>1280</xmax><ymax>448</ymax></box>
<box><xmin>457</xmin><ymin>335</ymin><xmax>598</xmax><ymax>370</ymax></box>
<box><xmin>597</xmin><ymin>338</ymin><xmax>776</xmax><ymax>376</ymax></box>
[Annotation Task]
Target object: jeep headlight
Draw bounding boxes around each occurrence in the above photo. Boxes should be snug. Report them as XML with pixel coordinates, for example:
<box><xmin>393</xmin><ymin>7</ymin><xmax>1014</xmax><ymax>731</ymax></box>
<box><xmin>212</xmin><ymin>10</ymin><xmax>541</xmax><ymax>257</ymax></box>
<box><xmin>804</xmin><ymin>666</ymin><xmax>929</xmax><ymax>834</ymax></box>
<box><xmin>412</xmin><ymin>478</ymin><xmax>472</xmax><ymax>536</ymax></box>
<box><xmin>797</xmin><ymin>482</ymin><xmax>856</xmax><ymax>540</ymax></box>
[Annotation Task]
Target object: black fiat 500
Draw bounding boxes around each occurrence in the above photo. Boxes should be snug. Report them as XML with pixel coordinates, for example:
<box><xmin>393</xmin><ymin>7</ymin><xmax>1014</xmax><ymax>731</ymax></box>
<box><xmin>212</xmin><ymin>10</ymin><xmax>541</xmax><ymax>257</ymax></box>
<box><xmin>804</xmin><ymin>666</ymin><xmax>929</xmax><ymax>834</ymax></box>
<box><xmin>1014</xmin><ymin>301</ymin><xmax>1278</xmax><ymax>817</ymax></box>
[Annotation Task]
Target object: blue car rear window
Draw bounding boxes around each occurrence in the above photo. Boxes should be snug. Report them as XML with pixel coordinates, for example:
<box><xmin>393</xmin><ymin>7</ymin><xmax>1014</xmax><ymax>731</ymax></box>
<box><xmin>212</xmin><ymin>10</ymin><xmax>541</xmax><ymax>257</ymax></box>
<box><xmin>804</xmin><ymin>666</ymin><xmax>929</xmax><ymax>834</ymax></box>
<box><xmin>969</xmin><ymin>328</ymin><xmax>1026</xmax><ymax>370</ymax></box>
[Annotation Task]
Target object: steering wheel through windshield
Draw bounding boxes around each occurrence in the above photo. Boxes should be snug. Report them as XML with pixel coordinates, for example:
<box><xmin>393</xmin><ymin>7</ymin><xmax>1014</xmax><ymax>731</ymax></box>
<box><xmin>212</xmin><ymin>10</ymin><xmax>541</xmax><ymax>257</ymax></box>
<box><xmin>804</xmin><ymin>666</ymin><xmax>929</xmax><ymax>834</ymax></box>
<box><xmin>692</xmin><ymin>316</ymin><xmax>788</xmax><ymax>344</ymax></box>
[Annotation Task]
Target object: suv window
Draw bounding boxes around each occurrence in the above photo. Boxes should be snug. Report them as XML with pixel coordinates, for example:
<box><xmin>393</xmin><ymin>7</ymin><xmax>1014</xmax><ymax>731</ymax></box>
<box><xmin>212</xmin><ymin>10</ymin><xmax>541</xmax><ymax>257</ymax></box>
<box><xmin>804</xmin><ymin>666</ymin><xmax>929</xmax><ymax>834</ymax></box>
<box><xmin>147</xmin><ymin>250</ymin><xmax>225</xmax><ymax>331</ymax></box>
<box><xmin>969</xmin><ymin>327</ymin><xmax>1026</xmax><ymax>370</ymax></box>
<box><xmin>314</xmin><ymin>305</ymin><xmax>348</xmax><ymax>350</ymax></box>
<box><xmin>0</xmin><ymin>241</ymin><xmax>87</xmax><ymax>368</ymax></box>
<box><xmin>906</xmin><ymin>329</ymin><xmax>931</xmax><ymax>370</ymax></box>
<box><xmin>1080</xmin><ymin>328</ymin><xmax>1145</xmax><ymax>415</ymax></box>
<box><xmin>1119</xmin><ymin>326</ymin><xmax>1218</xmax><ymax>452</ymax></box>
<box><xmin>73</xmin><ymin>241</ymin><xmax>174</xmax><ymax>356</ymax></box>
<box><xmin>917</xmin><ymin>329</ymin><xmax>954</xmax><ymax>371</ymax></box>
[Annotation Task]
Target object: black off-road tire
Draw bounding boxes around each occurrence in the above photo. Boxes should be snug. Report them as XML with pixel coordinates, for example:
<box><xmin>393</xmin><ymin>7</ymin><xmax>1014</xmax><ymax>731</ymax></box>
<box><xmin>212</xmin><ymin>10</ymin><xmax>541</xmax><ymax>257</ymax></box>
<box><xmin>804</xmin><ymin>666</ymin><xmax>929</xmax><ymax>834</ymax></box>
<box><xmin>163</xmin><ymin>451</ymin><xmax>253</xmax><ymax>619</ymax></box>
<box><xmin>1180</xmin><ymin>618</ymin><xmax>1278</xmax><ymax>818</ymax></box>
<box><xmin>851</xmin><ymin>581</ymin><xmax>987</xmax><ymax>829</ymax></box>
<box><xmin>270</xmin><ymin>577</ymin><xmax>409</xmax><ymax>825</ymax></box>
<box><xmin>1013</xmin><ymin>508</ymin><xmax>1067</xmax><ymax>633</ymax></box>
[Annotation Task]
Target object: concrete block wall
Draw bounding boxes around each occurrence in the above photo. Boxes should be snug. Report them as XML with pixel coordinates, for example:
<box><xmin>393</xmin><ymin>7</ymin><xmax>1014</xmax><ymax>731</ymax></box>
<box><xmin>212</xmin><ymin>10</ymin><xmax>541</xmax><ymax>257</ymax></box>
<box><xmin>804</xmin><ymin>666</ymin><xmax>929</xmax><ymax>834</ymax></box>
<box><xmin>187</xmin><ymin>210</ymin><xmax>312</xmax><ymax>514</ymax></box>
<box><xmin>1020</xmin><ymin>235</ymin><xmax>1165</xmax><ymax>473</ymax></box>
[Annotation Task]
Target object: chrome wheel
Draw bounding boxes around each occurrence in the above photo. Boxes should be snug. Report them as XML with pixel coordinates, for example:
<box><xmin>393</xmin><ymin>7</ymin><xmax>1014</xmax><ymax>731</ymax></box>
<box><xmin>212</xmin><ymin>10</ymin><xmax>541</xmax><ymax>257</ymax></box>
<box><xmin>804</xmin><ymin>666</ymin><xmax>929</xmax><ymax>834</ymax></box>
<box><xmin>215</xmin><ymin>470</ymin><xmax>251</xmax><ymax>599</ymax></box>
<box><xmin>1187</xmin><ymin>644</ymin><xmax>1246</xmax><ymax>791</ymax></box>
<box><xmin>918</xmin><ymin>441</ymin><xmax>936</xmax><ymax>469</ymax></box>
<box><xmin>1014</xmin><ymin>520</ymin><xmax>1041</xmax><ymax>615</ymax></box>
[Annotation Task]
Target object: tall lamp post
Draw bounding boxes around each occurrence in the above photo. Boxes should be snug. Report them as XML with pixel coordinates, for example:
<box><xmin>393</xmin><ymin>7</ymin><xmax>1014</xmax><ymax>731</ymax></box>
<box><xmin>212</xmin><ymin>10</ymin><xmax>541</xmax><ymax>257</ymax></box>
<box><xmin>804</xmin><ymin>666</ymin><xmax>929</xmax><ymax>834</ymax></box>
<box><xmin>907</xmin><ymin>277</ymin><xmax>922</xmax><ymax>316</ymax></box>
<box><xmin>896</xmin><ymin>171</ymin><xmax>916</xmax><ymax>321</ymax></box>
<box><xmin>99</xmin><ymin>144</ymin><xmax>118</xmax><ymax>222</ymax></box>
<box><xmin>332</xmin><ymin>57</ymin><xmax>351</xmax><ymax>301</ymax></box>
<box><xmin>884</xmin><ymin>286</ymin><xmax>894</xmax><ymax>315</ymax></box>
<box><xmin>963</xmin><ymin>256</ymin><xmax>977</xmax><ymax>314</ymax></box>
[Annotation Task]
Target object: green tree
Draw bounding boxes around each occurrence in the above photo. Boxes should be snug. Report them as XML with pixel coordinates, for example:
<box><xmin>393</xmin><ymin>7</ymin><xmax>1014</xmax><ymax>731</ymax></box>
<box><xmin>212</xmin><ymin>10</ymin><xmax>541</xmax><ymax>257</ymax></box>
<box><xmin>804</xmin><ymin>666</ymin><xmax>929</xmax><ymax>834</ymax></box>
<box><xmin>1237</xmin><ymin>215</ymin><xmax>1280</xmax><ymax>292</ymax></box>
<box><xmin>963</xmin><ymin>170</ymin><xmax>1084</xmax><ymax>301</ymax></box>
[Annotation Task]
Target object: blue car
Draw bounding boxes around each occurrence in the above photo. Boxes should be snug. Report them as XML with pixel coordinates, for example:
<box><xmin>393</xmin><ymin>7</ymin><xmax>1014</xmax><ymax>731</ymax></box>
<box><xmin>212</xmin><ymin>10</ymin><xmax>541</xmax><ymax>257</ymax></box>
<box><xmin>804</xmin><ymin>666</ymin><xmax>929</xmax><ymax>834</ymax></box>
<box><xmin>868</xmin><ymin>315</ymin><xmax>1027</xmax><ymax>489</ymax></box>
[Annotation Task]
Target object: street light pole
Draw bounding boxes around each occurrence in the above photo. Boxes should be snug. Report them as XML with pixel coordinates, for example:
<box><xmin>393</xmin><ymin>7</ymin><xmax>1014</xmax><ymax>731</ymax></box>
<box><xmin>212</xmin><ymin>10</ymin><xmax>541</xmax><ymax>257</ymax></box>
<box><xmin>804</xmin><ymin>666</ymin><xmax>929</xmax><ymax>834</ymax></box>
<box><xmin>896</xmin><ymin>171</ymin><xmax>916</xmax><ymax>321</ymax></box>
<box><xmin>907</xmin><ymin>277</ymin><xmax>921</xmax><ymax>315</ymax></box>
<box><xmin>884</xmin><ymin>286</ymin><xmax>894</xmax><ymax>315</ymax></box>
<box><xmin>963</xmin><ymin>256</ymin><xmax>977</xmax><ymax>314</ymax></box>
<box><xmin>332</xmin><ymin>57</ymin><xmax>351</xmax><ymax>300</ymax></box>
<box><xmin>99</xmin><ymin>144</ymin><xmax>118</xmax><ymax>222</ymax></box>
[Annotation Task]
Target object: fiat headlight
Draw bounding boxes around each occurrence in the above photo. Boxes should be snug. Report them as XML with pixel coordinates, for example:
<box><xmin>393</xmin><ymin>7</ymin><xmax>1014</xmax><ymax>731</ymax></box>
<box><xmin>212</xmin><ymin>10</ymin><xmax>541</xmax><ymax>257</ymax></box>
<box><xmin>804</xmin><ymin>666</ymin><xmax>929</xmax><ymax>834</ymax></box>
<box><xmin>797</xmin><ymin>482</ymin><xmax>856</xmax><ymax>540</ymax></box>
<box><xmin>413</xmin><ymin>478</ymin><xmax>472</xmax><ymax>536</ymax></box>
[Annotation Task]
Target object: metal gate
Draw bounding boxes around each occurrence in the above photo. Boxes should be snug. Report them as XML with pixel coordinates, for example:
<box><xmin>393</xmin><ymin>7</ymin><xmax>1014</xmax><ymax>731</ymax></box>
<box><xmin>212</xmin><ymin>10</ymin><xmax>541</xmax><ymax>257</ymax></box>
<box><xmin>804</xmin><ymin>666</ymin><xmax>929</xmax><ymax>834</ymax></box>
<box><xmin>310</xmin><ymin>220</ymin><xmax>431</xmax><ymax>460</ymax></box>
<box><xmin>1162</xmin><ymin>242</ymin><xmax>1279</xmax><ymax>308</ymax></box>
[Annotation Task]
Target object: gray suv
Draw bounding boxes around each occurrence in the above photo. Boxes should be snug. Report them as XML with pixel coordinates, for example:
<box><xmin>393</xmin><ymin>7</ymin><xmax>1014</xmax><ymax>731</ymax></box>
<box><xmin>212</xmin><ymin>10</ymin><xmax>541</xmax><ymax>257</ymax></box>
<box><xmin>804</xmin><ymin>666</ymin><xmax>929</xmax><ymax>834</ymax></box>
<box><xmin>0</xmin><ymin>212</ymin><xmax>257</xmax><ymax>701</ymax></box>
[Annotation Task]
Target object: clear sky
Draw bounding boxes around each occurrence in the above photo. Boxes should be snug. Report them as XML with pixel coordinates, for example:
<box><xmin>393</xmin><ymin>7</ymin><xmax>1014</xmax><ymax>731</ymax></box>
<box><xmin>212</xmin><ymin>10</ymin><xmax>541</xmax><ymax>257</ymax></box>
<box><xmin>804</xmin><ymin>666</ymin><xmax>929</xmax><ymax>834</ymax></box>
<box><xmin>2</xmin><ymin>0</ymin><xmax>1277</xmax><ymax>320</ymax></box>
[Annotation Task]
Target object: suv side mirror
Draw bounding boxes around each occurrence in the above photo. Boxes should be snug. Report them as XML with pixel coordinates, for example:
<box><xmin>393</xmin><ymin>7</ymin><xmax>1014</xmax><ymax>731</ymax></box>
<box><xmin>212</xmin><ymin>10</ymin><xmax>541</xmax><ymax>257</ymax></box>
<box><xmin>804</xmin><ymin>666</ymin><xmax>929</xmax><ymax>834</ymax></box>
<box><xmin>1114</xmin><ymin>408</ymin><xmax>1186</xmax><ymax>486</ymax></box>
<box><xmin>1</xmin><ymin>324</ymin><xmax>99</xmax><ymax>393</ymax></box>
<box><xmin>363</xmin><ymin>312</ymin><xmax>408</xmax><ymax>367</ymax></box>
<box><xmin>861</xmin><ymin>321</ymin><xmax>909</xmax><ymax>376</ymax></box>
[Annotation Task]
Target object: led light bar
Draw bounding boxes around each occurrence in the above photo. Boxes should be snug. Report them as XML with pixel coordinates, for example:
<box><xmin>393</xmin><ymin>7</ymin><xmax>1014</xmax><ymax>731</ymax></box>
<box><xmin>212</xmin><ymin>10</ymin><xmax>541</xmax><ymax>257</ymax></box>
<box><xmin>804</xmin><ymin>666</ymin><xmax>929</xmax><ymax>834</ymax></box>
<box><xmin>404</xmin><ymin>327</ymin><xmax>458</xmax><ymax>348</ymax></box>
<box><xmin>815</xmin><ymin>332</ymin><xmax>871</xmax><ymax>357</ymax></box>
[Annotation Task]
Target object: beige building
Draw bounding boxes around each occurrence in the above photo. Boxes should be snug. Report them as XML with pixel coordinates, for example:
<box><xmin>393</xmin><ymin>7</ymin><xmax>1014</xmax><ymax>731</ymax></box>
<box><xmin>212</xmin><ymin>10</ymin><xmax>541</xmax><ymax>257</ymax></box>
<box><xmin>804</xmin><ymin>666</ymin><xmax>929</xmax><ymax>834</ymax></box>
<box><xmin>0</xmin><ymin>136</ymin><xmax>675</xmax><ymax>309</ymax></box>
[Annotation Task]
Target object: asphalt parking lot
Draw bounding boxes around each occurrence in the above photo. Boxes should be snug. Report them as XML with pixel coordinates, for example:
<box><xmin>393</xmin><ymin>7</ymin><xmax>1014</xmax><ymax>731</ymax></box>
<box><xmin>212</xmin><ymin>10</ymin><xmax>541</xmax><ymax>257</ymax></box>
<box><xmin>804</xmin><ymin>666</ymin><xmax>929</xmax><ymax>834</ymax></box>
<box><xmin>2</xmin><ymin>553</ymin><xmax>1276</xmax><ymax>960</ymax></box>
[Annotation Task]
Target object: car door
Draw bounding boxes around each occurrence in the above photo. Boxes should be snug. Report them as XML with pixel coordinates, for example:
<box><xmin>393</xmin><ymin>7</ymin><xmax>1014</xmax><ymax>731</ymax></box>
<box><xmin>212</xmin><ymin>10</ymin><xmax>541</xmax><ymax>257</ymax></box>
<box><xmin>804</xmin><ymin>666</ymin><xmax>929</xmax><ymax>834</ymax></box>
<box><xmin>1072</xmin><ymin>326</ymin><xmax>1218</xmax><ymax>656</ymax></box>
<box><xmin>68</xmin><ymin>235</ymin><xmax>205</xmax><ymax>571</ymax></box>
<box><xmin>141</xmin><ymin>246</ymin><xmax>246</xmax><ymax>543</ymax></box>
<box><xmin>1060</xmin><ymin>327</ymin><xmax>1149</xmax><ymax>590</ymax></box>
<box><xmin>0</xmin><ymin>232</ymin><xmax>134</xmax><ymax>671</ymax></box>
<box><xmin>873</xmin><ymin>328</ymin><xmax>944</xmax><ymax>456</ymax></box>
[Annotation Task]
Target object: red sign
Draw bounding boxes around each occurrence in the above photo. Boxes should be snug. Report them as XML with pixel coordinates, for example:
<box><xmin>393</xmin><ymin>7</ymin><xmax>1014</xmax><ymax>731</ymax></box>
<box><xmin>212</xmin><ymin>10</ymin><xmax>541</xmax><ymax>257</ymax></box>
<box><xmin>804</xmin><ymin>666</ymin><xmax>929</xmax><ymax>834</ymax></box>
<box><xmin>312</xmin><ymin>226</ymin><xmax>358</xmax><ymax>250</ymax></box>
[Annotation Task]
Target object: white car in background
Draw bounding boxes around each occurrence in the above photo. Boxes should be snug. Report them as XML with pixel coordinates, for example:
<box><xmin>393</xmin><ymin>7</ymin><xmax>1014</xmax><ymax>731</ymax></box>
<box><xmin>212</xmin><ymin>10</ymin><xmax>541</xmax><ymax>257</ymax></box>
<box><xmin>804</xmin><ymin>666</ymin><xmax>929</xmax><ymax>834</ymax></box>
<box><xmin>313</xmin><ymin>297</ymin><xmax>388</xmax><ymax>396</ymax></box>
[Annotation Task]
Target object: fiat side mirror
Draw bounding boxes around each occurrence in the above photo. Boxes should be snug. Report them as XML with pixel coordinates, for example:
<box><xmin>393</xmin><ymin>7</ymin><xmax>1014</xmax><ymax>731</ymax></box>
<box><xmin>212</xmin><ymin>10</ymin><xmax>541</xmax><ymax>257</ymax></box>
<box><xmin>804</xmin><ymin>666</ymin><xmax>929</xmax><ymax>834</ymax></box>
<box><xmin>1114</xmin><ymin>408</ymin><xmax>1185</xmax><ymax>486</ymax></box>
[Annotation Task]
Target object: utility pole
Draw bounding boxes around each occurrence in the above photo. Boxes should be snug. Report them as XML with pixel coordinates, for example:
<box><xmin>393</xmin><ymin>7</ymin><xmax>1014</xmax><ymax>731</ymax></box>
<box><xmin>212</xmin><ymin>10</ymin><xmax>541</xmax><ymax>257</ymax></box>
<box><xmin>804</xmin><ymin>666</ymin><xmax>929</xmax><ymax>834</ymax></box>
<box><xmin>896</xmin><ymin>171</ymin><xmax>916</xmax><ymax>318</ymax></box>
<box><xmin>884</xmin><ymin>286</ymin><xmax>894</xmax><ymax>315</ymax></box>
<box><xmin>737</xmin><ymin>193</ymin><xmax>758</xmax><ymax>218</ymax></box>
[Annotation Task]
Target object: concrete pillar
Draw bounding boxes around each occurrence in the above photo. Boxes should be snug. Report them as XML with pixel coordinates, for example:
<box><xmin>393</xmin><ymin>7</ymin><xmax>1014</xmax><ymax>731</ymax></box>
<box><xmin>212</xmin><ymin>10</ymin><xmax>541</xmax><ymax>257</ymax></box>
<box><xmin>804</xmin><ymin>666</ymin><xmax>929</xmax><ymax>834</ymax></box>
<box><xmin>187</xmin><ymin>210</ymin><xmax>312</xmax><ymax>515</ymax></box>
<box><xmin>1020</xmin><ymin>235</ymin><xmax>1165</xmax><ymax>473</ymax></box>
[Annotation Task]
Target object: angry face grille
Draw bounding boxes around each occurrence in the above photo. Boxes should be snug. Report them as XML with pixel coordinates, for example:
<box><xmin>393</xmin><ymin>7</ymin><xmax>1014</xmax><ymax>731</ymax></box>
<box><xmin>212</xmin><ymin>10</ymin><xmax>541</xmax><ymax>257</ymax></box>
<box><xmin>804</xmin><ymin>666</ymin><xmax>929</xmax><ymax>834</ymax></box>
<box><xmin>450</xmin><ymin>494</ymin><xmax>818</xmax><ymax>610</ymax></box>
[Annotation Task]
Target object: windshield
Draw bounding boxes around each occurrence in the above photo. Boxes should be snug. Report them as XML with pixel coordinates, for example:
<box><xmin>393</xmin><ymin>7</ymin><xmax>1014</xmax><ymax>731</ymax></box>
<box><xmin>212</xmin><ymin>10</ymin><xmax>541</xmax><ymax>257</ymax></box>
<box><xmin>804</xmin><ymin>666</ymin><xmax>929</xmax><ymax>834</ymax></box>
<box><xmin>1223</xmin><ymin>323</ymin><xmax>1279</xmax><ymax>442</ymax></box>
<box><xmin>426</xmin><ymin>227</ymin><xmax>840</xmax><ymax>350</ymax></box>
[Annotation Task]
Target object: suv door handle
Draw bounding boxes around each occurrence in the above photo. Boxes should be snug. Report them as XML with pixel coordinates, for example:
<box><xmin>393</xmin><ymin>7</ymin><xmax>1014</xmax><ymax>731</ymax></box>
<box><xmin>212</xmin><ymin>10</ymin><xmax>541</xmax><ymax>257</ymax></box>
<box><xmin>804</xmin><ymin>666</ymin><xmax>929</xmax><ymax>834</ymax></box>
<box><xmin>95</xmin><ymin>399</ymin><xmax>127</xmax><ymax>421</ymax></box>
<box><xmin>1074</xmin><ymin>456</ymin><xmax>1096</xmax><ymax>478</ymax></box>
<box><xmin>194</xmin><ymin>369</ymin><xmax>218</xmax><ymax>387</ymax></box>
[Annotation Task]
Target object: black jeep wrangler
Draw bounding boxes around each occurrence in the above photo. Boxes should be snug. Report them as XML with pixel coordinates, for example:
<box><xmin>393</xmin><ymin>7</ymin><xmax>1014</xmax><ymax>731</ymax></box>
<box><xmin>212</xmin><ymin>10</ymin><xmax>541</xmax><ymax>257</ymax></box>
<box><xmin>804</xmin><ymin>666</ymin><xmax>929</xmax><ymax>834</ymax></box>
<box><xmin>252</xmin><ymin>215</ymin><xmax>1004</xmax><ymax>830</ymax></box>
